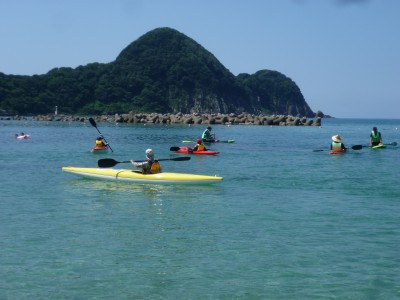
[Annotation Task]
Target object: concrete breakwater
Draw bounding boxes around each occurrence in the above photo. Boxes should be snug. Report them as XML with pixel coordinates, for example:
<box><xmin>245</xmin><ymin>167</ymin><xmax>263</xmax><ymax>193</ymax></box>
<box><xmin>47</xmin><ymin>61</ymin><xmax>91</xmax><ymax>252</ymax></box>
<box><xmin>8</xmin><ymin>112</ymin><xmax>322</xmax><ymax>126</ymax></box>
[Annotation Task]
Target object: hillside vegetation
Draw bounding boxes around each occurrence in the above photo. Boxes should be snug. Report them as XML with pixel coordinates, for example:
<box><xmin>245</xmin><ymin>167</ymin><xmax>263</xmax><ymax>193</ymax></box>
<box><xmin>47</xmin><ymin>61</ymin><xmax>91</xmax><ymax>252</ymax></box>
<box><xmin>0</xmin><ymin>27</ymin><xmax>314</xmax><ymax>117</ymax></box>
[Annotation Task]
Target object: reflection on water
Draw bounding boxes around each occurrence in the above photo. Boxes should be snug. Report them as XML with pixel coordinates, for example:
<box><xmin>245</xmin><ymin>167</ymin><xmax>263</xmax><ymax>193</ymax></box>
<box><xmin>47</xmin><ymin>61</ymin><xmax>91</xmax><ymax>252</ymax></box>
<box><xmin>63</xmin><ymin>177</ymin><xmax>223</xmax><ymax>200</ymax></box>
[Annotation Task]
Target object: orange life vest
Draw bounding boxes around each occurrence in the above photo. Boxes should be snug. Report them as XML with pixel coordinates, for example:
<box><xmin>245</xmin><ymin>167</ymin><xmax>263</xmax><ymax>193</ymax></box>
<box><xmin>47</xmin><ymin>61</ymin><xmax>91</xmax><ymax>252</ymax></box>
<box><xmin>196</xmin><ymin>143</ymin><xmax>205</xmax><ymax>151</ymax></box>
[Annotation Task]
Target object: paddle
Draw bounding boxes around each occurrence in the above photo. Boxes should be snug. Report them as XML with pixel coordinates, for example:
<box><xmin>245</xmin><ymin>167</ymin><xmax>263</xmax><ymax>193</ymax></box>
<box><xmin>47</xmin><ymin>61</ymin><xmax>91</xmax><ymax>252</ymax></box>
<box><xmin>170</xmin><ymin>146</ymin><xmax>181</xmax><ymax>151</ymax></box>
<box><xmin>313</xmin><ymin>145</ymin><xmax>362</xmax><ymax>152</ymax></box>
<box><xmin>98</xmin><ymin>157</ymin><xmax>191</xmax><ymax>168</ymax></box>
<box><xmin>182</xmin><ymin>139</ymin><xmax>235</xmax><ymax>144</ymax></box>
<box><xmin>89</xmin><ymin>117</ymin><xmax>114</xmax><ymax>152</ymax></box>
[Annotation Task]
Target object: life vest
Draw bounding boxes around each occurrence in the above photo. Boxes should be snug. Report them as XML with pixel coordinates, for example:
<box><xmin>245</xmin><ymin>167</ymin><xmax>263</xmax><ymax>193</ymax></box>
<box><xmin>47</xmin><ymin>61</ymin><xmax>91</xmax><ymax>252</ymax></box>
<box><xmin>371</xmin><ymin>131</ymin><xmax>381</xmax><ymax>143</ymax></box>
<box><xmin>196</xmin><ymin>143</ymin><xmax>205</xmax><ymax>151</ymax></box>
<box><xmin>142</xmin><ymin>160</ymin><xmax>161</xmax><ymax>174</ymax></box>
<box><xmin>202</xmin><ymin>129</ymin><xmax>211</xmax><ymax>139</ymax></box>
<box><xmin>331</xmin><ymin>141</ymin><xmax>344</xmax><ymax>152</ymax></box>
<box><xmin>150</xmin><ymin>160</ymin><xmax>161</xmax><ymax>174</ymax></box>
<box><xmin>95</xmin><ymin>139</ymin><xmax>104</xmax><ymax>147</ymax></box>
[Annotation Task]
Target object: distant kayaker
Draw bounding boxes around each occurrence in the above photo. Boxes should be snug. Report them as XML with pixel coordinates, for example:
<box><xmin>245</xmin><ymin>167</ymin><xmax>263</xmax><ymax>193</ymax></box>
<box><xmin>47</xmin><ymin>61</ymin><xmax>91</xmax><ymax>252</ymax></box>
<box><xmin>370</xmin><ymin>127</ymin><xmax>382</xmax><ymax>147</ymax></box>
<box><xmin>130</xmin><ymin>149</ymin><xmax>162</xmax><ymax>174</ymax></box>
<box><xmin>95</xmin><ymin>136</ymin><xmax>107</xmax><ymax>148</ymax></box>
<box><xmin>202</xmin><ymin>126</ymin><xmax>218</xmax><ymax>142</ymax></box>
<box><xmin>331</xmin><ymin>135</ymin><xmax>346</xmax><ymax>152</ymax></box>
<box><xmin>192</xmin><ymin>138</ymin><xmax>208</xmax><ymax>151</ymax></box>
<box><xmin>16</xmin><ymin>133</ymin><xmax>29</xmax><ymax>139</ymax></box>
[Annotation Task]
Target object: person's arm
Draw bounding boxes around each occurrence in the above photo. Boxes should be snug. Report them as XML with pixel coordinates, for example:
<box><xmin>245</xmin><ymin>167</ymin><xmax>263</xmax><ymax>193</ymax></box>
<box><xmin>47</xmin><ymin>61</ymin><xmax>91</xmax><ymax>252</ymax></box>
<box><xmin>130</xmin><ymin>160</ymin><xmax>141</xmax><ymax>168</ymax></box>
<box><xmin>341</xmin><ymin>143</ymin><xmax>346</xmax><ymax>150</ymax></box>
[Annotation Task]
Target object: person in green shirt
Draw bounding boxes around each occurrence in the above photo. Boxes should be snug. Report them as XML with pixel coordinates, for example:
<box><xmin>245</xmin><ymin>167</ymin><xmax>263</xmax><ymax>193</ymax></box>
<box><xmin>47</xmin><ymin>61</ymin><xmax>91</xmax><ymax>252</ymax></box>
<box><xmin>370</xmin><ymin>127</ymin><xmax>382</xmax><ymax>147</ymax></box>
<box><xmin>201</xmin><ymin>126</ymin><xmax>217</xmax><ymax>142</ymax></box>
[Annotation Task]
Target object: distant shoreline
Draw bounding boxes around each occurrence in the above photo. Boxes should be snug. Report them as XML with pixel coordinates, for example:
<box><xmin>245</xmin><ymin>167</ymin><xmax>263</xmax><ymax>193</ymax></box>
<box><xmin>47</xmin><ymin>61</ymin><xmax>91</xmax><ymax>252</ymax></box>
<box><xmin>1</xmin><ymin>112</ymin><xmax>322</xmax><ymax>126</ymax></box>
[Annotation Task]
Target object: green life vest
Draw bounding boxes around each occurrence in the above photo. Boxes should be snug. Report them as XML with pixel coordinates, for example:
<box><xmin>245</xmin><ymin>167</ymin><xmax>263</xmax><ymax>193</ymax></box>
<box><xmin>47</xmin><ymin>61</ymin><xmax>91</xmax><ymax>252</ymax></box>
<box><xmin>371</xmin><ymin>131</ymin><xmax>381</xmax><ymax>143</ymax></box>
<box><xmin>202</xmin><ymin>129</ymin><xmax>211</xmax><ymax>139</ymax></box>
<box><xmin>331</xmin><ymin>141</ymin><xmax>343</xmax><ymax>151</ymax></box>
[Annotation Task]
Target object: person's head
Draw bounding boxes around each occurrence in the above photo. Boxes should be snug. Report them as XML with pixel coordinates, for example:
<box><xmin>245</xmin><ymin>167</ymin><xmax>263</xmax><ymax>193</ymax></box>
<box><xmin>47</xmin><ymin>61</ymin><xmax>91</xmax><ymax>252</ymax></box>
<box><xmin>207</xmin><ymin>126</ymin><xmax>212</xmax><ymax>131</ymax></box>
<box><xmin>373</xmin><ymin>127</ymin><xmax>377</xmax><ymax>132</ymax></box>
<box><xmin>332</xmin><ymin>135</ymin><xmax>342</xmax><ymax>143</ymax></box>
<box><xmin>97</xmin><ymin>136</ymin><xmax>102</xmax><ymax>140</ymax></box>
<box><xmin>196</xmin><ymin>138</ymin><xmax>202</xmax><ymax>144</ymax></box>
<box><xmin>146</xmin><ymin>148</ymin><xmax>154</xmax><ymax>161</ymax></box>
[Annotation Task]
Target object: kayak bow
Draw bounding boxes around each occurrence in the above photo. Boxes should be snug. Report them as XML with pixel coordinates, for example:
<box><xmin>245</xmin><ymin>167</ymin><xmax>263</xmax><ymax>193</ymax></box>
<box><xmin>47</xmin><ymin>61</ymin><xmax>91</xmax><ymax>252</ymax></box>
<box><xmin>90</xmin><ymin>146</ymin><xmax>109</xmax><ymax>153</ymax></box>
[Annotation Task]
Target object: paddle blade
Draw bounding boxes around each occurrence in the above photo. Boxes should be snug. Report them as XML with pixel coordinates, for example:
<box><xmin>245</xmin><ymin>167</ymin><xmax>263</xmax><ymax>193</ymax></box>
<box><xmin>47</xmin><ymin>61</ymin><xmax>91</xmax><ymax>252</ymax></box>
<box><xmin>97</xmin><ymin>158</ymin><xmax>131</xmax><ymax>168</ymax></box>
<box><xmin>98</xmin><ymin>158</ymin><xmax>119</xmax><ymax>168</ymax></box>
<box><xmin>89</xmin><ymin>117</ymin><xmax>97</xmax><ymax>128</ymax></box>
<box><xmin>170</xmin><ymin>147</ymin><xmax>180</xmax><ymax>151</ymax></box>
<box><xmin>351</xmin><ymin>145</ymin><xmax>362</xmax><ymax>150</ymax></box>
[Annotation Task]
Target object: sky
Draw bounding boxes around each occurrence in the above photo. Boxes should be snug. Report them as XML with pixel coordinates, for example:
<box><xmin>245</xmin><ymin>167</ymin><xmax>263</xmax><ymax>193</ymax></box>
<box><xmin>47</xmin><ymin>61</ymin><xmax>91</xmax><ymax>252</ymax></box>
<box><xmin>0</xmin><ymin>0</ymin><xmax>399</xmax><ymax>118</ymax></box>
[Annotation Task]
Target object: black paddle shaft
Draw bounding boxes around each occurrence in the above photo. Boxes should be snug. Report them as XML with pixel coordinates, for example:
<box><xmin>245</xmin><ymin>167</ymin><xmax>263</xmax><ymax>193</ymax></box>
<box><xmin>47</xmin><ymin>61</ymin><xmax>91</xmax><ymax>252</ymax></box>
<box><xmin>98</xmin><ymin>157</ymin><xmax>191</xmax><ymax>168</ymax></box>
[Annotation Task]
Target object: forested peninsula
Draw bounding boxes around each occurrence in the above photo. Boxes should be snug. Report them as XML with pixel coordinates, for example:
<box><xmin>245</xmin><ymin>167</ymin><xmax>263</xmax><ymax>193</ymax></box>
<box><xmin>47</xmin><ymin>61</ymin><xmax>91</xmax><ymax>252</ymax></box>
<box><xmin>0</xmin><ymin>27</ymin><xmax>323</xmax><ymax>119</ymax></box>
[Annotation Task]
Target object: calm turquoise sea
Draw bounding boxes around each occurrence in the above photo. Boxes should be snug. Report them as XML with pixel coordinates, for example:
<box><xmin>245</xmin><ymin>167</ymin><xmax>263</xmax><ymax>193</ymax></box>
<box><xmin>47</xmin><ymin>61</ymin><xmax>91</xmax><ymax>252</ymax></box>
<box><xmin>1</xmin><ymin>118</ymin><xmax>399</xmax><ymax>299</ymax></box>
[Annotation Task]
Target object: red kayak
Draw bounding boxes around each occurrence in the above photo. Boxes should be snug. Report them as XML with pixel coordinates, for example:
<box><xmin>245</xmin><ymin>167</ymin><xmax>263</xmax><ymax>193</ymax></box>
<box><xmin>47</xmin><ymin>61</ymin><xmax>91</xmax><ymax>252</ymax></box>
<box><xmin>91</xmin><ymin>146</ymin><xmax>109</xmax><ymax>153</ymax></box>
<box><xmin>170</xmin><ymin>146</ymin><xmax>219</xmax><ymax>155</ymax></box>
<box><xmin>329</xmin><ymin>150</ymin><xmax>346</xmax><ymax>155</ymax></box>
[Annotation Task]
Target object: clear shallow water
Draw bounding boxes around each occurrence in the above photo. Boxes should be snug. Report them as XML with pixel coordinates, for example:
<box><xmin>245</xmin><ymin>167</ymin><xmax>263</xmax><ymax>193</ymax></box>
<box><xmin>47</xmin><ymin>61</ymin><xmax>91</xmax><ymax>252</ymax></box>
<box><xmin>1</xmin><ymin>118</ymin><xmax>399</xmax><ymax>299</ymax></box>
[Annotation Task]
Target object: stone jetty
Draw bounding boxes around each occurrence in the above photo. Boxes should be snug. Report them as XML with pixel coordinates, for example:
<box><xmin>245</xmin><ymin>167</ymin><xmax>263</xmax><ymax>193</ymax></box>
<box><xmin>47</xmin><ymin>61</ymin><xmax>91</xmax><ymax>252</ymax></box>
<box><xmin>5</xmin><ymin>112</ymin><xmax>322</xmax><ymax>126</ymax></box>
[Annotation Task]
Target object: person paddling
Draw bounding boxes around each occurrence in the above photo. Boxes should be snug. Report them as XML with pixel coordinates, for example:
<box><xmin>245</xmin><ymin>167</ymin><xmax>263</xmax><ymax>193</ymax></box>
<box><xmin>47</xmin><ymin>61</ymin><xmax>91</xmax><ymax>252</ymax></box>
<box><xmin>370</xmin><ymin>127</ymin><xmax>383</xmax><ymax>147</ymax></box>
<box><xmin>95</xmin><ymin>136</ymin><xmax>107</xmax><ymax>148</ymax></box>
<box><xmin>192</xmin><ymin>138</ymin><xmax>208</xmax><ymax>152</ymax></box>
<box><xmin>202</xmin><ymin>126</ymin><xmax>218</xmax><ymax>142</ymax></box>
<box><xmin>331</xmin><ymin>135</ymin><xmax>346</xmax><ymax>153</ymax></box>
<box><xmin>130</xmin><ymin>149</ymin><xmax>162</xmax><ymax>174</ymax></box>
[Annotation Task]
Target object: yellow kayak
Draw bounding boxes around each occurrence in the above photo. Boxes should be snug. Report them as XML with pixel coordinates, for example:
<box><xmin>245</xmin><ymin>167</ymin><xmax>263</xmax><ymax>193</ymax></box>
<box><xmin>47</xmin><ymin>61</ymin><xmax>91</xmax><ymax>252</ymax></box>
<box><xmin>62</xmin><ymin>167</ymin><xmax>223</xmax><ymax>184</ymax></box>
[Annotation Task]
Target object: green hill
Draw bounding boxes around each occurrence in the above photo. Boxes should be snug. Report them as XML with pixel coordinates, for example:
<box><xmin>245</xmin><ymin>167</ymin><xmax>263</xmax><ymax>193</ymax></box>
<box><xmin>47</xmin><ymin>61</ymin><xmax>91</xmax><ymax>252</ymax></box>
<box><xmin>0</xmin><ymin>27</ymin><xmax>314</xmax><ymax>117</ymax></box>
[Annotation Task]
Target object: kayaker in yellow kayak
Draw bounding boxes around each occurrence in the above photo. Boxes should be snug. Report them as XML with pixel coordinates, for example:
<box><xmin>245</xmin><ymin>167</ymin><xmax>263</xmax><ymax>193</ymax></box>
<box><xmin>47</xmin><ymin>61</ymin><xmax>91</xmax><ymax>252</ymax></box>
<box><xmin>370</xmin><ymin>127</ymin><xmax>383</xmax><ymax>147</ymax></box>
<box><xmin>130</xmin><ymin>149</ymin><xmax>162</xmax><ymax>174</ymax></box>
